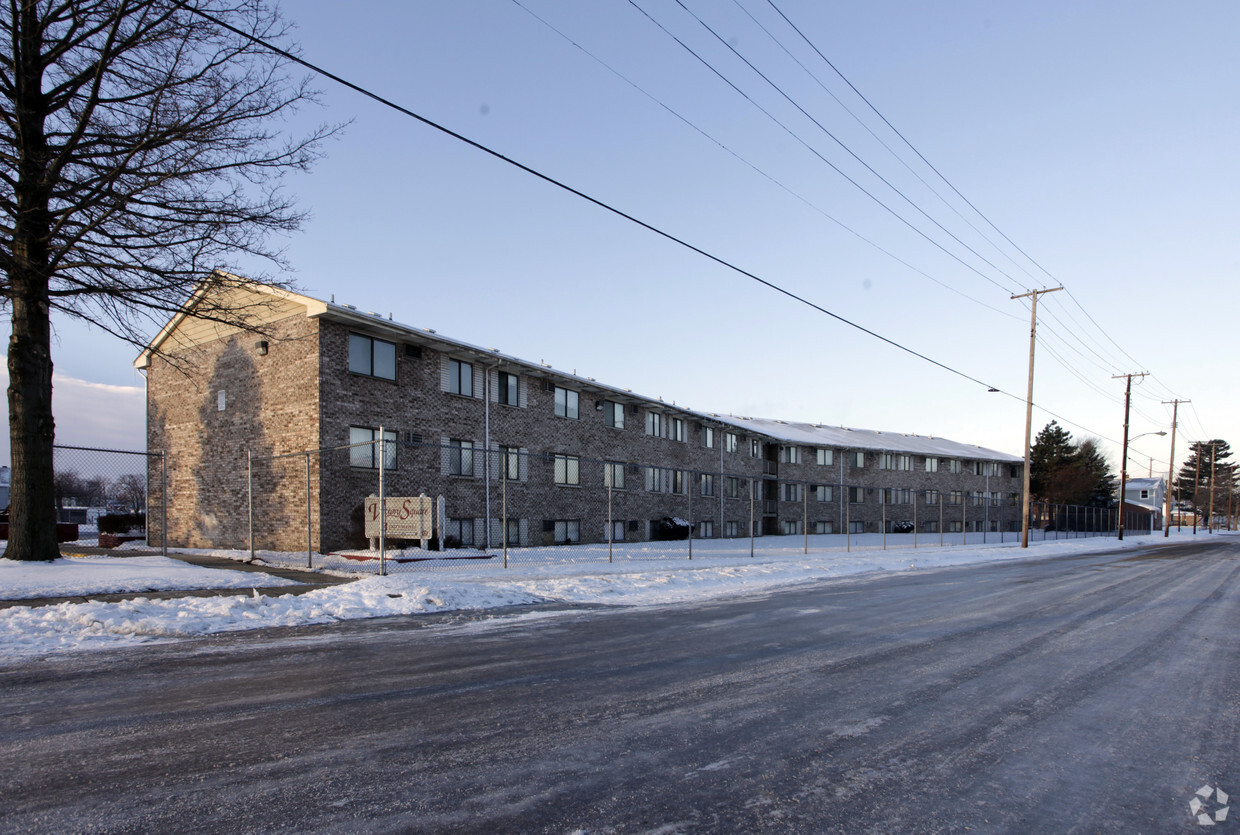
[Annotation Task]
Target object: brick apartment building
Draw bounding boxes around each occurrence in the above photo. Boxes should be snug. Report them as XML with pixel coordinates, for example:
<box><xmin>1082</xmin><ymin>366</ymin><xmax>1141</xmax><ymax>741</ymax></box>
<box><xmin>137</xmin><ymin>276</ymin><xmax>1025</xmax><ymax>553</ymax></box>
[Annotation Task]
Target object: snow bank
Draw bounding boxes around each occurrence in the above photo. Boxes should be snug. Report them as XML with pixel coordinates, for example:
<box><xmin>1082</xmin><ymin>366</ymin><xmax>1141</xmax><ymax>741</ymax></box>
<box><xmin>0</xmin><ymin>533</ymin><xmax>1208</xmax><ymax>662</ymax></box>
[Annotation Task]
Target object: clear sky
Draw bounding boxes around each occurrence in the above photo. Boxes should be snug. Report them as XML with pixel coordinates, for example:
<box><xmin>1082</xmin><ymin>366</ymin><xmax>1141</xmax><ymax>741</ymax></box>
<box><xmin>14</xmin><ymin>0</ymin><xmax>1239</xmax><ymax>484</ymax></box>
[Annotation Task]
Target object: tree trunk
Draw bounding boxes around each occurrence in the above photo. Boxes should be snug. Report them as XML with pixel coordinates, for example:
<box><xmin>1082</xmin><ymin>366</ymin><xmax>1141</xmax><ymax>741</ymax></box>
<box><xmin>5</xmin><ymin>4</ymin><xmax>59</xmax><ymax>561</ymax></box>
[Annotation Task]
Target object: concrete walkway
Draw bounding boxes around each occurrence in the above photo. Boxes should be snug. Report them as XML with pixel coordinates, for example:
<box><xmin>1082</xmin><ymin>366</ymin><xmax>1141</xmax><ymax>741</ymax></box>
<box><xmin>1</xmin><ymin>547</ymin><xmax>356</xmax><ymax>610</ymax></box>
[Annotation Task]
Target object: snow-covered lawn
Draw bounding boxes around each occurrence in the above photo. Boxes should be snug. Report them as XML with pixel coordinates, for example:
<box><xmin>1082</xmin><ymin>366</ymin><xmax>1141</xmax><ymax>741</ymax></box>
<box><xmin>0</xmin><ymin>554</ymin><xmax>301</xmax><ymax>600</ymax></box>
<box><xmin>0</xmin><ymin>532</ymin><xmax>1210</xmax><ymax>662</ymax></box>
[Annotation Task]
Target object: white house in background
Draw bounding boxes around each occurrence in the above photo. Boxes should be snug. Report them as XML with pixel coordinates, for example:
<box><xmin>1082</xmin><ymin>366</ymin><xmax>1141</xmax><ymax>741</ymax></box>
<box><xmin>1123</xmin><ymin>477</ymin><xmax>1165</xmax><ymax>529</ymax></box>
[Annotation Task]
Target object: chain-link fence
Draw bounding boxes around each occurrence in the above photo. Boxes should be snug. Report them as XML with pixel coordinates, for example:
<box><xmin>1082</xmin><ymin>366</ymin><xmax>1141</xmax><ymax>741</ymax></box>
<box><xmin>50</xmin><ymin>444</ymin><xmax>168</xmax><ymax>554</ymax></box>
<box><xmin>239</xmin><ymin>437</ymin><xmax>1154</xmax><ymax>574</ymax></box>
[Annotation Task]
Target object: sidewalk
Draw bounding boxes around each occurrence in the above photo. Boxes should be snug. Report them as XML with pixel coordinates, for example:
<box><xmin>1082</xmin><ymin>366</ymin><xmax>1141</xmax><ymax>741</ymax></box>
<box><xmin>1</xmin><ymin>547</ymin><xmax>355</xmax><ymax>610</ymax></box>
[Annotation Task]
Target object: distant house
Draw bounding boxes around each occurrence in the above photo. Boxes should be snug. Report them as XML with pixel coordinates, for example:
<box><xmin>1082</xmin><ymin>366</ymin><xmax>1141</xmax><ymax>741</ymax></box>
<box><xmin>1122</xmin><ymin>477</ymin><xmax>1165</xmax><ymax>530</ymax></box>
<box><xmin>136</xmin><ymin>276</ymin><xmax>1026</xmax><ymax>553</ymax></box>
<box><xmin>0</xmin><ymin>465</ymin><xmax>9</xmax><ymax>509</ymax></box>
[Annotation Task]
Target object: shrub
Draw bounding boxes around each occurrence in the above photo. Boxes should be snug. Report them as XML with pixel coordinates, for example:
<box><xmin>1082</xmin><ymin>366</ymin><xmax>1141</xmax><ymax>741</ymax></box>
<box><xmin>97</xmin><ymin>512</ymin><xmax>146</xmax><ymax>535</ymax></box>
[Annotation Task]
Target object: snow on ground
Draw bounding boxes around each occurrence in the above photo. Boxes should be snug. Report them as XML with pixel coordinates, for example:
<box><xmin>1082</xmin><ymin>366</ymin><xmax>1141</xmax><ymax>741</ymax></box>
<box><xmin>0</xmin><ymin>555</ymin><xmax>301</xmax><ymax>599</ymax></box>
<box><xmin>0</xmin><ymin>531</ymin><xmax>1213</xmax><ymax>662</ymax></box>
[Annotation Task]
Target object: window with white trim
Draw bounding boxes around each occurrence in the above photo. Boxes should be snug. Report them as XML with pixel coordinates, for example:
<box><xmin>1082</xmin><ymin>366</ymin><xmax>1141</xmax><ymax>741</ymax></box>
<box><xmin>812</xmin><ymin>484</ymin><xmax>833</xmax><ymax>502</ymax></box>
<box><xmin>646</xmin><ymin>412</ymin><xmax>664</xmax><ymax>437</ymax></box>
<box><xmin>497</xmin><ymin>371</ymin><xmax>518</xmax><ymax>406</ymax></box>
<box><xmin>701</xmin><ymin>425</ymin><xmax>715</xmax><ymax>448</ymax></box>
<box><xmin>817</xmin><ymin>448</ymin><xmax>834</xmax><ymax>466</ymax></box>
<box><xmin>604</xmin><ymin>462</ymin><xmax>625</xmax><ymax>490</ymax></box>
<box><xmin>725</xmin><ymin>433</ymin><xmax>739</xmax><ymax>453</ymax></box>
<box><xmin>553</xmin><ymin>520</ymin><xmax>580</xmax><ymax>545</ymax></box>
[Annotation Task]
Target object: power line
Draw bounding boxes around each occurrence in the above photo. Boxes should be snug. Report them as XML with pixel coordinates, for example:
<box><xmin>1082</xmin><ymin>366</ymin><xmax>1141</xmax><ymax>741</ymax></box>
<box><xmin>508</xmin><ymin>0</ymin><xmax>1019</xmax><ymax>321</ymax></box>
<box><xmin>173</xmin><ymin>0</ymin><xmax>1007</xmax><ymax>394</ymax></box>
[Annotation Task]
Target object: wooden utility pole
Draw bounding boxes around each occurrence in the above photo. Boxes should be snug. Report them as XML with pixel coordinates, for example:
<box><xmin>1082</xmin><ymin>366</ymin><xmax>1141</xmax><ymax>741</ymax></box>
<box><xmin>1209</xmin><ymin>441</ymin><xmax>1218</xmax><ymax>533</ymax></box>
<box><xmin>1162</xmin><ymin>399</ymin><xmax>1188</xmax><ymax>537</ymax></box>
<box><xmin>1013</xmin><ymin>287</ymin><xmax>1062</xmax><ymax>548</ymax></box>
<box><xmin>1113</xmin><ymin>372</ymin><xmax>1148</xmax><ymax>541</ymax></box>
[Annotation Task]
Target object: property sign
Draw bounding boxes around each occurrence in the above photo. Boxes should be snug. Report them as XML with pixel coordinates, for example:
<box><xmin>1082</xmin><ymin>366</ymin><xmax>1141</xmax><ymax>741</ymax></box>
<box><xmin>364</xmin><ymin>495</ymin><xmax>433</xmax><ymax>539</ymax></box>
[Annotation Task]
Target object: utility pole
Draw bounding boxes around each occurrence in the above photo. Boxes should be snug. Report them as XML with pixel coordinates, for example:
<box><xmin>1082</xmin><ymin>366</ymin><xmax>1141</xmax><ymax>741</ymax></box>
<box><xmin>1162</xmin><ymin>399</ymin><xmax>1188</xmax><ymax>537</ymax></box>
<box><xmin>1209</xmin><ymin>441</ymin><xmax>1218</xmax><ymax>533</ymax></box>
<box><xmin>1013</xmin><ymin>287</ymin><xmax>1062</xmax><ymax>548</ymax></box>
<box><xmin>1113</xmin><ymin>372</ymin><xmax>1148</xmax><ymax>541</ymax></box>
<box><xmin>1193</xmin><ymin>444</ymin><xmax>1202</xmax><ymax>534</ymax></box>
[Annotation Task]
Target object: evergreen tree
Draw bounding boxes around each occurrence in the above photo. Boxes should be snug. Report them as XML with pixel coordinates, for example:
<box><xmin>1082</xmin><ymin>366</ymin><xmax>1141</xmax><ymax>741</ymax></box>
<box><xmin>1174</xmin><ymin>440</ymin><xmax>1233</xmax><ymax>510</ymax></box>
<box><xmin>1030</xmin><ymin>422</ymin><xmax>1117</xmax><ymax>506</ymax></box>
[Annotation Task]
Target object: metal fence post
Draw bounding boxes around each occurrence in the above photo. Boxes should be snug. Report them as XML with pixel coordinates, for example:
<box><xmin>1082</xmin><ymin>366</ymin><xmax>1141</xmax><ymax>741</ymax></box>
<box><xmin>882</xmin><ymin>492</ymin><xmax>887</xmax><ymax>550</ymax></box>
<box><xmin>607</xmin><ymin>466</ymin><xmax>613</xmax><ymax>565</ymax></box>
<box><xmin>378</xmin><ymin>427</ymin><xmax>386</xmax><ymax>577</ymax></box>
<box><xmin>803</xmin><ymin>482</ymin><xmax>808</xmax><ymax>554</ymax></box>
<box><xmin>687</xmin><ymin>471</ymin><xmax>693</xmax><ymax>561</ymax></box>
<box><xmin>161</xmin><ymin>451</ymin><xmax>168</xmax><ymax>558</ymax></box>
<box><xmin>749</xmin><ymin>479</ymin><xmax>755</xmax><ymax>559</ymax></box>
<box><xmin>305</xmin><ymin>451</ymin><xmax>313</xmax><ymax>568</ymax></box>
<box><xmin>503</xmin><ymin>466</ymin><xmax>509</xmax><ymax>569</ymax></box>
<box><xmin>247</xmin><ymin>449</ymin><xmax>255</xmax><ymax>561</ymax></box>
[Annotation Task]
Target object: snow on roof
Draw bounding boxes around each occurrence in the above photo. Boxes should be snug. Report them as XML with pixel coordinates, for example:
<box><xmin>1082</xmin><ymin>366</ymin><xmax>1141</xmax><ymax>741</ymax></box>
<box><xmin>709</xmin><ymin>415</ymin><xmax>1023</xmax><ymax>462</ymax></box>
<box><xmin>154</xmin><ymin>282</ymin><xmax>1023</xmax><ymax>463</ymax></box>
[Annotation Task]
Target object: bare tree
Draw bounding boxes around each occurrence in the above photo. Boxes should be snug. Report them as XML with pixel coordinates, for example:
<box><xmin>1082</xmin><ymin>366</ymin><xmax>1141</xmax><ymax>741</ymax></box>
<box><xmin>111</xmin><ymin>472</ymin><xmax>144</xmax><ymax>512</ymax></box>
<box><xmin>1</xmin><ymin>1</ymin><xmax>332</xmax><ymax>560</ymax></box>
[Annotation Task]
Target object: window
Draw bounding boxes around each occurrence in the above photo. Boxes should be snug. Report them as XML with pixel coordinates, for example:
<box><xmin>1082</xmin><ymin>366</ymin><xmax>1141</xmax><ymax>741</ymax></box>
<box><xmin>814</xmin><ymin>521</ymin><xmax>834</xmax><ymax>535</ymax></box>
<box><xmin>925</xmin><ymin>490</ymin><xmax>940</xmax><ymax>505</ymax></box>
<box><xmin>991</xmin><ymin>491</ymin><xmax>1003</xmax><ymax>506</ymax></box>
<box><xmin>782</xmin><ymin>520</ymin><xmax>801</xmax><ymax>536</ymax></box>
<box><xmin>348</xmin><ymin>334</ymin><xmax>396</xmax><ymax>380</ymax></box>
<box><xmin>499</xmin><ymin>445</ymin><xmax>521</xmax><ymax>481</ymax></box>
<box><xmin>645</xmin><ymin>466</ymin><xmax>668</xmax><ymax>493</ymax></box>
<box><xmin>725</xmin><ymin>520</ymin><xmax>740</xmax><ymax>538</ymax></box>
<box><xmin>850</xmin><ymin>451</ymin><xmax>865</xmax><ymax>468</ymax></box>
<box><xmin>445</xmin><ymin>518</ymin><xmax>475</xmax><ymax>547</ymax></box>
<box><xmin>501</xmin><ymin>518</ymin><xmax>521</xmax><ymax>547</ymax></box>
<box><xmin>553</xmin><ymin>520</ymin><xmax>580</xmax><ymax>545</ymax></box>
<box><xmin>700</xmin><ymin>474</ymin><xmax>716</xmax><ymax>497</ymax></box>
<box><xmin>948</xmin><ymin>459</ymin><xmax>962</xmax><ymax>474</ymax></box>
<box><xmin>817</xmin><ymin>448</ymin><xmax>834</xmax><ymax>466</ymax></box>
<box><xmin>780</xmin><ymin>483</ymin><xmax>802</xmax><ymax>502</ymax></box>
<box><xmin>970</xmin><ymin>491</ymin><xmax>985</xmax><ymax>507</ymax></box>
<box><xmin>726</xmin><ymin>476</ymin><xmax>742</xmax><ymax>499</ymax></box>
<box><xmin>812</xmin><ymin>484</ymin><xmax>833</xmax><ymax>503</ymax></box>
<box><xmin>553</xmin><ymin>454</ymin><xmax>580</xmax><ymax>486</ymax></box>
<box><xmin>925</xmin><ymin>457</ymin><xmax>939</xmax><ymax>473</ymax></box>
<box><xmin>603</xmin><ymin>401</ymin><xmax>625</xmax><ymax>429</ymax></box>
<box><xmin>781</xmin><ymin>446</ymin><xmax>801</xmax><ymax>464</ymax></box>
<box><xmin>974</xmin><ymin>461</ymin><xmax>985</xmax><ymax>476</ymax></box>
<box><xmin>699</xmin><ymin>520</ymin><xmax>714</xmax><ymax>539</ymax></box>
<box><xmin>604</xmin><ymin>461</ymin><xmax>626</xmax><ymax>490</ymax></box>
<box><xmin>726</xmin><ymin>433</ymin><xmax>739</xmax><ymax>453</ymax></box>
<box><xmin>849</xmin><ymin>520</ymin><xmax>865</xmax><ymax>534</ymax></box>
<box><xmin>924</xmin><ymin>521</ymin><xmax>940</xmax><ymax>533</ymax></box>
<box><xmin>554</xmin><ymin>387</ymin><xmax>579</xmax><ymax>419</ymax></box>
<box><xmin>948</xmin><ymin>520</ymin><xmax>963</xmax><ymax>533</ymax></box>
<box><xmin>604</xmin><ymin>520</ymin><xmax>625</xmax><ymax>542</ymax></box>
<box><xmin>1010</xmin><ymin>465</ymin><xmax>1023</xmax><ymax>479</ymax></box>
<box><xmin>670</xmin><ymin>418</ymin><xmax>685</xmax><ymax>442</ymax></box>
<box><xmin>448</xmin><ymin>439</ymin><xmax>474</xmax><ymax>476</ymax></box>
<box><xmin>849</xmin><ymin>486</ymin><xmax>865</xmax><ymax>503</ymax></box>
<box><xmin>646</xmin><ymin>412</ymin><xmax>664</xmax><ymax>437</ymax></box>
<box><xmin>671</xmin><ymin>470</ymin><xmax>686</xmax><ymax>495</ymax></box>
<box><xmin>701</xmin><ymin>425</ymin><xmax>715</xmax><ymax>449</ymax></box>
<box><xmin>349</xmin><ymin>427</ymin><xmax>397</xmax><ymax>469</ymax></box>
<box><xmin>1009</xmin><ymin>492</ymin><xmax>1020</xmax><ymax>506</ymax></box>
<box><xmin>949</xmin><ymin>490</ymin><xmax>963</xmax><ymax>506</ymax></box>
<box><xmin>880</xmin><ymin>453</ymin><xmax>912</xmax><ymax>471</ymax></box>
<box><xmin>882</xmin><ymin>488</ymin><xmax>912</xmax><ymax>504</ymax></box>
<box><xmin>497</xmin><ymin>371</ymin><xmax>519</xmax><ymax>406</ymax></box>
<box><xmin>751</xmin><ymin>439</ymin><xmax>761</xmax><ymax>457</ymax></box>
<box><xmin>448</xmin><ymin>359</ymin><xmax>474</xmax><ymax>396</ymax></box>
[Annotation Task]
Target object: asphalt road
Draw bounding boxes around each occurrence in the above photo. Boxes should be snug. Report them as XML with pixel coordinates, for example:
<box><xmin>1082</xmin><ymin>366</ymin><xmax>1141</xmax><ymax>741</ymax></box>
<box><xmin>3</xmin><ymin>537</ymin><xmax>1239</xmax><ymax>833</ymax></box>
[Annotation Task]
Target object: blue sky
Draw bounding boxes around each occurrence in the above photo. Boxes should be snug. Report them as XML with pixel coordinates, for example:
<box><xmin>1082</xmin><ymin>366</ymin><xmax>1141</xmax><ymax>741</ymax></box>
<box><xmin>21</xmin><ymin>0</ymin><xmax>1239</xmax><ymax>481</ymax></box>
